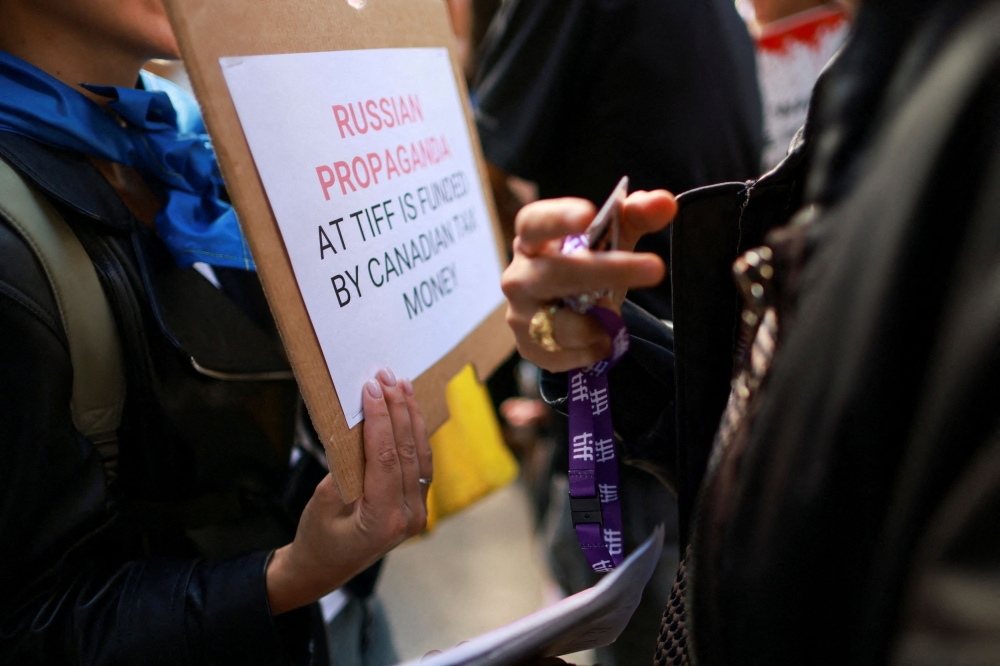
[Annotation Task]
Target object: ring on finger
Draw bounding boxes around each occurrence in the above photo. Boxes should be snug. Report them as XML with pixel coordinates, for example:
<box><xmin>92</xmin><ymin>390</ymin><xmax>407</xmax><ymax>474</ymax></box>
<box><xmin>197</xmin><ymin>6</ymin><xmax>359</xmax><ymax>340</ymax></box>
<box><xmin>528</xmin><ymin>303</ymin><xmax>563</xmax><ymax>353</ymax></box>
<box><xmin>418</xmin><ymin>477</ymin><xmax>433</xmax><ymax>486</ymax></box>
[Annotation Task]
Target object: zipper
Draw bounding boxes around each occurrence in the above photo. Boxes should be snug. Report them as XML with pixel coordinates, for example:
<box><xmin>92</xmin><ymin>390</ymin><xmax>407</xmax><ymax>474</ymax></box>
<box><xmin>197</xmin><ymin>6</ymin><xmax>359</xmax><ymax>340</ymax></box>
<box><xmin>189</xmin><ymin>357</ymin><xmax>294</xmax><ymax>381</ymax></box>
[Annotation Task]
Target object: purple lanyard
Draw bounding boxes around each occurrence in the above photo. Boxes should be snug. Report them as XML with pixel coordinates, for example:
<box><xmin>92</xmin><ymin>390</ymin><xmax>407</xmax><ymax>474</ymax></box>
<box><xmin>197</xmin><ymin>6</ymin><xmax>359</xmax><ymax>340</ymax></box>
<box><xmin>562</xmin><ymin>238</ymin><xmax>630</xmax><ymax>573</ymax></box>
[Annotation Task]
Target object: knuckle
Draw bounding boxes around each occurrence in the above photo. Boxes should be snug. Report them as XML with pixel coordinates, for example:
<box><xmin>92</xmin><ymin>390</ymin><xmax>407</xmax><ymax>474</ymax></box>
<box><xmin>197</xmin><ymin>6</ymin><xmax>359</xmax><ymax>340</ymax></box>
<box><xmin>411</xmin><ymin>507</ymin><xmax>428</xmax><ymax>535</ymax></box>
<box><xmin>500</xmin><ymin>274</ymin><xmax>517</xmax><ymax>298</ymax></box>
<box><xmin>397</xmin><ymin>436</ymin><xmax>417</xmax><ymax>461</ymax></box>
<box><xmin>309</xmin><ymin>479</ymin><xmax>337</xmax><ymax>507</ymax></box>
<box><xmin>377</xmin><ymin>445</ymin><xmax>399</xmax><ymax>473</ymax></box>
<box><xmin>501</xmin><ymin>264</ymin><xmax>529</xmax><ymax>298</ymax></box>
<box><xmin>505</xmin><ymin>306</ymin><xmax>526</xmax><ymax>331</ymax></box>
<box><xmin>388</xmin><ymin>510</ymin><xmax>409</xmax><ymax>537</ymax></box>
<box><xmin>513</xmin><ymin>204</ymin><xmax>536</xmax><ymax>238</ymax></box>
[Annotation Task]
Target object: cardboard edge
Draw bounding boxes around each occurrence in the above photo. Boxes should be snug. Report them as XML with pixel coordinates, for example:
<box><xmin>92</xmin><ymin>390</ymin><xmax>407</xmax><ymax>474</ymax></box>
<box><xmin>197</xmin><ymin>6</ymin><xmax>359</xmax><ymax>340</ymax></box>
<box><xmin>163</xmin><ymin>0</ymin><xmax>515</xmax><ymax>503</ymax></box>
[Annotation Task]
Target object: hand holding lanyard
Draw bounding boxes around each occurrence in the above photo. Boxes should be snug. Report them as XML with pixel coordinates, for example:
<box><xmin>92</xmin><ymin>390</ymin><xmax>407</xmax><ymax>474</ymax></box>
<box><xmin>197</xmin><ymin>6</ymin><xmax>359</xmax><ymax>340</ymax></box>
<box><xmin>530</xmin><ymin>177</ymin><xmax>631</xmax><ymax>572</ymax></box>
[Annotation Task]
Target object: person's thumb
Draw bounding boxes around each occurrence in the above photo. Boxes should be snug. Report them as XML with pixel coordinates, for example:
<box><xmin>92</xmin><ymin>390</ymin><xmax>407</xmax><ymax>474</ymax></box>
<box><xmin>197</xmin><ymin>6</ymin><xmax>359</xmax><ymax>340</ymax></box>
<box><xmin>621</xmin><ymin>190</ymin><xmax>677</xmax><ymax>252</ymax></box>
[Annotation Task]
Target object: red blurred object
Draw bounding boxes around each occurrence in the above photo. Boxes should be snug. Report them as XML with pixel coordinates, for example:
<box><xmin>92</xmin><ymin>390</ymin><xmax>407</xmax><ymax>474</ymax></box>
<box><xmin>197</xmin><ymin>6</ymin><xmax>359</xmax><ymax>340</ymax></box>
<box><xmin>753</xmin><ymin>5</ymin><xmax>850</xmax><ymax>170</ymax></box>
<box><xmin>757</xmin><ymin>5</ymin><xmax>849</xmax><ymax>52</ymax></box>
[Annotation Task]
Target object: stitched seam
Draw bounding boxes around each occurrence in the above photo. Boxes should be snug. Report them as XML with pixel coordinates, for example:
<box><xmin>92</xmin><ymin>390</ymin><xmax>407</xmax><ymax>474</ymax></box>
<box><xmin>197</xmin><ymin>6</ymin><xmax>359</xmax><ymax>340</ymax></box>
<box><xmin>0</xmin><ymin>140</ymin><xmax>106</xmax><ymax>222</ymax></box>
<box><xmin>0</xmin><ymin>280</ymin><xmax>69</xmax><ymax>353</ymax></box>
<box><xmin>175</xmin><ymin>247</ymin><xmax>246</xmax><ymax>261</ymax></box>
<box><xmin>76</xmin><ymin>231</ymin><xmax>129</xmax><ymax>425</ymax></box>
<box><xmin>0</xmin><ymin>181</ymin><xmax>126</xmax><ymax>437</ymax></box>
<box><xmin>0</xmin><ymin>202</ymin><xmax>72</xmax><ymax>351</ymax></box>
<box><xmin>136</xmin><ymin>133</ymin><xmax>185</xmax><ymax>180</ymax></box>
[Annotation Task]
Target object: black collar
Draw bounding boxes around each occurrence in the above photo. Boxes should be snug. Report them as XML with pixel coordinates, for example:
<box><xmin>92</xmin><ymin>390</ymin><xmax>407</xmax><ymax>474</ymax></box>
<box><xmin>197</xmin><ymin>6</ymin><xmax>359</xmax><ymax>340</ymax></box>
<box><xmin>0</xmin><ymin>131</ymin><xmax>135</xmax><ymax>233</ymax></box>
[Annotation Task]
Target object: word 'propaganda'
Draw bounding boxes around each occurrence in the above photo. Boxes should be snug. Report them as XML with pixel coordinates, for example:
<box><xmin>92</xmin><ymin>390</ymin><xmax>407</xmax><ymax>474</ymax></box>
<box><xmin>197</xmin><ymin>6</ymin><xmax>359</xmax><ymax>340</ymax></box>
<box><xmin>315</xmin><ymin>94</ymin><xmax>454</xmax><ymax>198</ymax></box>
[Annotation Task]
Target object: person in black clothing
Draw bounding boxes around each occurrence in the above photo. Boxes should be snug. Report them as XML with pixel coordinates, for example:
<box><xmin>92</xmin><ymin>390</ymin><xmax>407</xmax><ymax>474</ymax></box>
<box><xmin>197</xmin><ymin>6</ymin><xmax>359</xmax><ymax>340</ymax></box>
<box><xmin>474</xmin><ymin>0</ymin><xmax>763</xmax><ymax>318</ymax></box>
<box><xmin>0</xmin><ymin>1</ymin><xmax>431</xmax><ymax>664</ymax></box>
<box><xmin>503</xmin><ymin>0</ymin><xmax>1000</xmax><ymax>663</ymax></box>
<box><xmin>474</xmin><ymin>5</ymin><xmax>763</xmax><ymax>663</ymax></box>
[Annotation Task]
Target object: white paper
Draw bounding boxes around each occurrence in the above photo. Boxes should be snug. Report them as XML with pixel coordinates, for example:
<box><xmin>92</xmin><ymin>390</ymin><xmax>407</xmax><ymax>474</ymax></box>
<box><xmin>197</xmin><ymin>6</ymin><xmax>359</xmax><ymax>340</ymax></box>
<box><xmin>755</xmin><ymin>11</ymin><xmax>849</xmax><ymax>170</ymax></box>
<box><xmin>399</xmin><ymin>526</ymin><xmax>665</xmax><ymax>666</ymax></box>
<box><xmin>221</xmin><ymin>49</ymin><xmax>505</xmax><ymax>426</ymax></box>
<box><xmin>319</xmin><ymin>588</ymin><xmax>349</xmax><ymax>623</ymax></box>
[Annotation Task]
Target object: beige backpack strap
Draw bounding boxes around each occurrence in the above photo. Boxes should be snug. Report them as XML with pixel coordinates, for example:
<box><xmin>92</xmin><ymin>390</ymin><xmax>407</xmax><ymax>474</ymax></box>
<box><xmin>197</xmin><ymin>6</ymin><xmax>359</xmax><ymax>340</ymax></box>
<box><xmin>0</xmin><ymin>155</ymin><xmax>126</xmax><ymax>458</ymax></box>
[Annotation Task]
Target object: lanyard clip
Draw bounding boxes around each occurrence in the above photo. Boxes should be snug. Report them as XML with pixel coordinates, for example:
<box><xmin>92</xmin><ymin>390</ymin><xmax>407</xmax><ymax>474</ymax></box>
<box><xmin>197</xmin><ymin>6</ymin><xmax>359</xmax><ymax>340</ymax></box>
<box><xmin>570</xmin><ymin>495</ymin><xmax>603</xmax><ymax>527</ymax></box>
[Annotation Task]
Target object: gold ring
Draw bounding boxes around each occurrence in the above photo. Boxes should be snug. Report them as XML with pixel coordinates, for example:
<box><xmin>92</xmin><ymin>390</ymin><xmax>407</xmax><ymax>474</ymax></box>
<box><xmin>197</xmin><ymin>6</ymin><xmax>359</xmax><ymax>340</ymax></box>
<box><xmin>528</xmin><ymin>304</ymin><xmax>563</xmax><ymax>352</ymax></box>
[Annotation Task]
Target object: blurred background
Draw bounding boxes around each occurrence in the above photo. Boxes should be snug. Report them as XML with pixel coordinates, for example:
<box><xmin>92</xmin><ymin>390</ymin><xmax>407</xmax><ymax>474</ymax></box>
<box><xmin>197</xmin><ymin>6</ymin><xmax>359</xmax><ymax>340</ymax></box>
<box><xmin>146</xmin><ymin>1</ymin><xmax>850</xmax><ymax>663</ymax></box>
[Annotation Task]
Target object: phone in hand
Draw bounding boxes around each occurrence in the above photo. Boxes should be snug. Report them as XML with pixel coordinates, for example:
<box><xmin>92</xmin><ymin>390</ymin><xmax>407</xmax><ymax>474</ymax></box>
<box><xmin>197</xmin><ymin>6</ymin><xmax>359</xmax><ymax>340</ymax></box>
<box><xmin>584</xmin><ymin>175</ymin><xmax>628</xmax><ymax>252</ymax></box>
<box><xmin>562</xmin><ymin>176</ymin><xmax>629</xmax><ymax>312</ymax></box>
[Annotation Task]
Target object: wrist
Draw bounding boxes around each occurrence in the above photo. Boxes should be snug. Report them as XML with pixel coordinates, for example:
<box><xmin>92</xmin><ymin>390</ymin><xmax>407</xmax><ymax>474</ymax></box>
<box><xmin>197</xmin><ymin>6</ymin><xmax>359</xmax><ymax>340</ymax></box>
<box><xmin>265</xmin><ymin>546</ymin><xmax>294</xmax><ymax>615</ymax></box>
<box><xmin>266</xmin><ymin>545</ymin><xmax>327</xmax><ymax>615</ymax></box>
<box><xmin>265</xmin><ymin>542</ymin><xmax>376</xmax><ymax>615</ymax></box>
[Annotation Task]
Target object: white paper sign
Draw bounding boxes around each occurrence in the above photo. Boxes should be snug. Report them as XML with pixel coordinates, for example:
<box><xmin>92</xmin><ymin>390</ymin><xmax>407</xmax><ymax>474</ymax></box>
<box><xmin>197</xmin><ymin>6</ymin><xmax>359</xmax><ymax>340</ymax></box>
<box><xmin>399</xmin><ymin>526</ymin><xmax>666</xmax><ymax>666</ymax></box>
<box><xmin>221</xmin><ymin>48</ymin><xmax>505</xmax><ymax>426</ymax></box>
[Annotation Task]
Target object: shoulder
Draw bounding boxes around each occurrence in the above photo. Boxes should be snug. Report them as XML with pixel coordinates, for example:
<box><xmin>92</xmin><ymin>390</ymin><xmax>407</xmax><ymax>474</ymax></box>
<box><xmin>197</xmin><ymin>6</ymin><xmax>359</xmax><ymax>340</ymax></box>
<box><xmin>0</xmin><ymin>131</ymin><xmax>138</xmax><ymax>348</ymax></box>
<box><xmin>0</xmin><ymin>205</ymin><xmax>66</xmax><ymax>350</ymax></box>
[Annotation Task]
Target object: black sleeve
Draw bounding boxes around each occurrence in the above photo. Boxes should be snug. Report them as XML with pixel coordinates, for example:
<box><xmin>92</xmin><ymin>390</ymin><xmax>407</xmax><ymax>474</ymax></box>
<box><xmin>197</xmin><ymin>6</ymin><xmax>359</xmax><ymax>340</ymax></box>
<box><xmin>540</xmin><ymin>299</ymin><xmax>677</xmax><ymax>487</ymax></box>
<box><xmin>472</xmin><ymin>0</ymin><xmax>589</xmax><ymax>179</ymax></box>
<box><xmin>0</xmin><ymin>222</ymin><xmax>305</xmax><ymax>665</ymax></box>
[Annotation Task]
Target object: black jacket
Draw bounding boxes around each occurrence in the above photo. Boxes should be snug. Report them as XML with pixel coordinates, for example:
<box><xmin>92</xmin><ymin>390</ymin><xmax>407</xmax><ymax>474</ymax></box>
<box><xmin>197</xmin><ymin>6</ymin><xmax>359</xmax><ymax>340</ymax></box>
<box><xmin>0</xmin><ymin>132</ymin><xmax>322</xmax><ymax>665</ymax></box>
<box><xmin>474</xmin><ymin>0</ymin><xmax>763</xmax><ymax>318</ymax></box>
<box><xmin>548</xmin><ymin>0</ymin><xmax>1000</xmax><ymax>663</ymax></box>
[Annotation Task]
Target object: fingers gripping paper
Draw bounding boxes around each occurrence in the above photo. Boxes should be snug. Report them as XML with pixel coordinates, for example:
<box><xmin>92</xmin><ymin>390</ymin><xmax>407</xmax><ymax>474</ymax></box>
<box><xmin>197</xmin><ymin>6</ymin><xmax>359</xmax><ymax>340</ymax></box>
<box><xmin>164</xmin><ymin>0</ymin><xmax>513</xmax><ymax>501</ymax></box>
<box><xmin>220</xmin><ymin>49</ymin><xmax>504</xmax><ymax>427</ymax></box>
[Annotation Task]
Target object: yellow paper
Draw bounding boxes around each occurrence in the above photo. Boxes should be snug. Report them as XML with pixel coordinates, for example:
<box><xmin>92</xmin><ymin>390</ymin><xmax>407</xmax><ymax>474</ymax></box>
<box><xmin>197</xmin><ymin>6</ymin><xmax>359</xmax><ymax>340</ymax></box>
<box><xmin>425</xmin><ymin>364</ymin><xmax>518</xmax><ymax>529</ymax></box>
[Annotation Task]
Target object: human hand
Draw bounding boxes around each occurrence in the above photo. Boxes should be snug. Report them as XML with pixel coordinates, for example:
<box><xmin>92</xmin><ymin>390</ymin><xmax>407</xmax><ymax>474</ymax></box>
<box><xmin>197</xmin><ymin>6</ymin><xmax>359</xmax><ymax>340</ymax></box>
<box><xmin>501</xmin><ymin>191</ymin><xmax>677</xmax><ymax>372</ymax></box>
<box><xmin>265</xmin><ymin>368</ymin><xmax>432</xmax><ymax>615</ymax></box>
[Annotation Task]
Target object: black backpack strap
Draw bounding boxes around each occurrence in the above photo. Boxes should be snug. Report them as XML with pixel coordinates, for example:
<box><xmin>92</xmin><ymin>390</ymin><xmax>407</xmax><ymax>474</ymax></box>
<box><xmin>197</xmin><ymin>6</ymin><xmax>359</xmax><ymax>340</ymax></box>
<box><xmin>0</xmin><ymin>155</ymin><xmax>125</xmax><ymax>478</ymax></box>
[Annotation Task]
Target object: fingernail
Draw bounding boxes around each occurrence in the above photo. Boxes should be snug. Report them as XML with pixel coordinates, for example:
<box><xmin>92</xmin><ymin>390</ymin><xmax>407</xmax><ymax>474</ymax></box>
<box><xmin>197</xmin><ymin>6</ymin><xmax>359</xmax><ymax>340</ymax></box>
<box><xmin>365</xmin><ymin>378</ymin><xmax>383</xmax><ymax>398</ymax></box>
<box><xmin>377</xmin><ymin>367</ymin><xmax>397</xmax><ymax>386</ymax></box>
<box><xmin>400</xmin><ymin>378</ymin><xmax>414</xmax><ymax>396</ymax></box>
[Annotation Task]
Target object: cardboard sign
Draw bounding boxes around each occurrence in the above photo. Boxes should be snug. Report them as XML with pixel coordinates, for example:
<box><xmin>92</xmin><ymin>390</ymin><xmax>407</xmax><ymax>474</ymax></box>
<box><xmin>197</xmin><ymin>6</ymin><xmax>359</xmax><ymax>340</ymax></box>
<box><xmin>221</xmin><ymin>49</ymin><xmax>505</xmax><ymax>428</ymax></box>
<box><xmin>164</xmin><ymin>0</ymin><xmax>514</xmax><ymax>501</ymax></box>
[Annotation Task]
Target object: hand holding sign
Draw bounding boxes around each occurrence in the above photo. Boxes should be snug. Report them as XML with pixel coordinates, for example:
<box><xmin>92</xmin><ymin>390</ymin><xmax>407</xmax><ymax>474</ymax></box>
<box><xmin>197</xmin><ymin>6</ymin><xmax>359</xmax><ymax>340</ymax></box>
<box><xmin>266</xmin><ymin>368</ymin><xmax>432</xmax><ymax>616</ymax></box>
<box><xmin>165</xmin><ymin>0</ymin><xmax>514</xmax><ymax>501</ymax></box>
